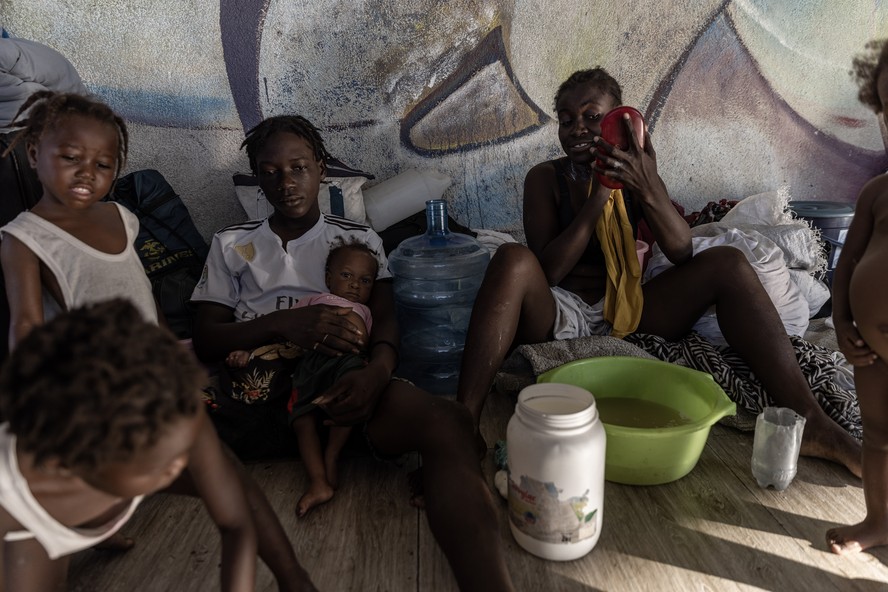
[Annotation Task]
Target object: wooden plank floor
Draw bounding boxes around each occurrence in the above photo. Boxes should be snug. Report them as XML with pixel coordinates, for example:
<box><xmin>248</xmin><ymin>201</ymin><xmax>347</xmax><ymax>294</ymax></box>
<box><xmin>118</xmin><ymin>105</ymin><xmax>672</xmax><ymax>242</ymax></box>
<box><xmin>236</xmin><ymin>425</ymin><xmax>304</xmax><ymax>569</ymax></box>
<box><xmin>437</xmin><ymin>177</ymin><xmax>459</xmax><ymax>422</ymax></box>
<box><xmin>68</xmin><ymin>387</ymin><xmax>888</xmax><ymax>592</ymax></box>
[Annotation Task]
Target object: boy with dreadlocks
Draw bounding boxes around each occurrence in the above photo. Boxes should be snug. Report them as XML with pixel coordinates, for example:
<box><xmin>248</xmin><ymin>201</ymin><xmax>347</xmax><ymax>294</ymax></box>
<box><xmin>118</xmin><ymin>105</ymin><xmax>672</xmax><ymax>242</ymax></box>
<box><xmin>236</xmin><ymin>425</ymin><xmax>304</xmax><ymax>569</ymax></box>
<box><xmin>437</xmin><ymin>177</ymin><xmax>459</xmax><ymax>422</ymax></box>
<box><xmin>0</xmin><ymin>299</ymin><xmax>265</xmax><ymax>591</ymax></box>
<box><xmin>192</xmin><ymin>115</ymin><xmax>515</xmax><ymax>591</ymax></box>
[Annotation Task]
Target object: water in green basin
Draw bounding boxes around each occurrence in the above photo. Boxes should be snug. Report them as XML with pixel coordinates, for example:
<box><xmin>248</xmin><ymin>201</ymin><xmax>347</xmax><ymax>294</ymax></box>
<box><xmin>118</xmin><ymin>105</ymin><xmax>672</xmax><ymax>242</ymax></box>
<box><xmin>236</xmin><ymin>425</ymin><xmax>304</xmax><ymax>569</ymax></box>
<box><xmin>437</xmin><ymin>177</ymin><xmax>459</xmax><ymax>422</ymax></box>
<box><xmin>596</xmin><ymin>397</ymin><xmax>693</xmax><ymax>428</ymax></box>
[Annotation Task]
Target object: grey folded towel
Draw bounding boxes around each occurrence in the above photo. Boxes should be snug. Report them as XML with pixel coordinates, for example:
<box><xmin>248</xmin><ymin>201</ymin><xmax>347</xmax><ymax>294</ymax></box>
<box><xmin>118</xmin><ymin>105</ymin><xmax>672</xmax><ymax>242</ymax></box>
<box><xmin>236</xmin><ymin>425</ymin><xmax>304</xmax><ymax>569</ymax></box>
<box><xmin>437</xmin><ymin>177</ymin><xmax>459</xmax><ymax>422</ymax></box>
<box><xmin>516</xmin><ymin>335</ymin><xmax>655</xmax><ymax>376</ymax></box>
<box><xmin>495</xmin><ymin>336</ymin><xmax>655</xmax><ymax>397</ymax></box>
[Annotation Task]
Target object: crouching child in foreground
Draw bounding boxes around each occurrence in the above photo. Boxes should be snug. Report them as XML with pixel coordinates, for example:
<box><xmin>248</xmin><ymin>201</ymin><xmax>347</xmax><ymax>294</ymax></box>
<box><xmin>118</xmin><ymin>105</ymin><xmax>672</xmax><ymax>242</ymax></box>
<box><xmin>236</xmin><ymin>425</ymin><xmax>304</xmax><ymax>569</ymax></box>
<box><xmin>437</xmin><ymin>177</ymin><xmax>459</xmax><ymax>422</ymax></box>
<box><xmin>0</xmin><ymin>299</ymin><xmax>315</xmax><ymax>591</ymax></box>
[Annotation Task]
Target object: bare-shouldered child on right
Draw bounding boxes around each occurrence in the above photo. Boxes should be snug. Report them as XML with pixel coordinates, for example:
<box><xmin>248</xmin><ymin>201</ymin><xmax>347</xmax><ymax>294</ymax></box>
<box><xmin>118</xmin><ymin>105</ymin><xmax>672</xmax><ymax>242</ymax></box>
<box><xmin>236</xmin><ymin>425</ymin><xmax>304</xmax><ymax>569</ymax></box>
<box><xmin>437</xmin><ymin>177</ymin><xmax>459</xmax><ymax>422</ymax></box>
<box><xmin>827</xmin><ymin>37</ymin><xmax>888</xmax><ymax>555</ymax></box>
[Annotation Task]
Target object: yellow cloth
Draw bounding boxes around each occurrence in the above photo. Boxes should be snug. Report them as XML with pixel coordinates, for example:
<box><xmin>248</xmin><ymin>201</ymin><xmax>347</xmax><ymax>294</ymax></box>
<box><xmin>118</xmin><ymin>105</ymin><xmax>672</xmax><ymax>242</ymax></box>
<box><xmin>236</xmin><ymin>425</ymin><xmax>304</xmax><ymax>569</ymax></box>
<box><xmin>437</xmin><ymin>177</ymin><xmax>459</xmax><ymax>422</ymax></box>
<box><xmin>595</xmin><ymin>189</ymin><xmax>644</xmax><ymax>338</ymax></box>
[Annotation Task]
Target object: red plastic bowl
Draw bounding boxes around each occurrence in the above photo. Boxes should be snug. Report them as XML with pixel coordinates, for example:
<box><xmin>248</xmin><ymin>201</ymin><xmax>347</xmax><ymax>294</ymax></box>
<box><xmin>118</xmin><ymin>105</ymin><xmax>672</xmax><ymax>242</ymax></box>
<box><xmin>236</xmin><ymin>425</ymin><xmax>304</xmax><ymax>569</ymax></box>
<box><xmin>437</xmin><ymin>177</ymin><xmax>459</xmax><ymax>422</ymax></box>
<box><xmin>596</xmin><ymin>106</ymin><xmax>645</xmax><ymax>189</ymax></box>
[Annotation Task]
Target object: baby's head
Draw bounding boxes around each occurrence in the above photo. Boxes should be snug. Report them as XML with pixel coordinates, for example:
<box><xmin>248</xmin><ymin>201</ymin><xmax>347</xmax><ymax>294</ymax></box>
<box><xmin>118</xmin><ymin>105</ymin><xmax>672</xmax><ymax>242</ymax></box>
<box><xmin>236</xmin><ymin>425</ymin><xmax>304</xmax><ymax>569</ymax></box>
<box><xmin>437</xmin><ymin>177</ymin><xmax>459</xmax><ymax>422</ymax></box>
<box><xmin>0</xmin><ymin>300</ymin><xmax>204</xmax><ymax>497</ymax></box>
<box><xmin>5</xmin><ymin>91</ymin><xmax>128</xmax><ymax>179</ymax></box>
<box><xmin>325</xmin><ymin>240</ymin><xmax>380</xmax><ymax>305</ymax></box>
<box><xmin>852</xmin><ymin>38</ymin><xmax>888</xmax><ymax>114</ymax></box>
<box><xmin>554</xmin><ymin>68</ymin><xmax>623</xmax><ymax>112</ymax></box>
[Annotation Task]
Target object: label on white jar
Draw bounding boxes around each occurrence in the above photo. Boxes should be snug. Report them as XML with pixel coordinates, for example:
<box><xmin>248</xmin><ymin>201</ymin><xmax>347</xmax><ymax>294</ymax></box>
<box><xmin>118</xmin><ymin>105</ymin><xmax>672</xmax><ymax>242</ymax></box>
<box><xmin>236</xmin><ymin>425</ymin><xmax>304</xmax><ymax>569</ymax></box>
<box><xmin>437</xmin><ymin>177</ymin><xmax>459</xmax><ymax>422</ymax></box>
<box><xmin>508</xmin><ymin>474</ymin><xmax>599</xmax><ymax>544</ymax></box>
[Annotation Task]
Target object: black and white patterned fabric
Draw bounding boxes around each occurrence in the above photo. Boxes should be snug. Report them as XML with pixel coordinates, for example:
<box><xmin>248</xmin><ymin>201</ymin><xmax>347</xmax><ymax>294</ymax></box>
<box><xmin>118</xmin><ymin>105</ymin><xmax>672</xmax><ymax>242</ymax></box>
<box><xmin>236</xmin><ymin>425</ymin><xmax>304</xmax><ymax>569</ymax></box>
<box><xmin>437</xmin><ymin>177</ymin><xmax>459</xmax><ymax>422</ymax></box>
<box><xmin>625</xmin><ymin>332</ymin><xmax>862</xmax><ymax>440</ymax></box>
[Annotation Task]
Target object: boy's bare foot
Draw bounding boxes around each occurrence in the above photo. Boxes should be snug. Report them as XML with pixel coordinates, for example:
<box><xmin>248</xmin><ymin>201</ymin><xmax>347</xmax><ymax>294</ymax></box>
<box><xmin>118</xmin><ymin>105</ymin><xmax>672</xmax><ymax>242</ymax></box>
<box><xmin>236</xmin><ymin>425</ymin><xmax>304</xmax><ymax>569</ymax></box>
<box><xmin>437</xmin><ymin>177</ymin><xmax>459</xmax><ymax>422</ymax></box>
<box><xmin>827</xmin><ymin>521</ymin><xmax>888</xmax><ymax>555</ymax></box>
<box><xmin>296</xmin><ymin>481</ymin><xmax>334</xmax><ymax>517</ymax></box>
<box><xmin>226</xmin><ymin>350</ymin><xmax>251</xmax><ymax>368</ymax></box>
<box><xmin>94</xmin><ymin>531</ymin><xmax>135</xmax><ymax>552</ymax></box>
<box><xmin>800</xmin><ymin>417</ymin><xmax>862</xmax><ymax>478</ymax></box>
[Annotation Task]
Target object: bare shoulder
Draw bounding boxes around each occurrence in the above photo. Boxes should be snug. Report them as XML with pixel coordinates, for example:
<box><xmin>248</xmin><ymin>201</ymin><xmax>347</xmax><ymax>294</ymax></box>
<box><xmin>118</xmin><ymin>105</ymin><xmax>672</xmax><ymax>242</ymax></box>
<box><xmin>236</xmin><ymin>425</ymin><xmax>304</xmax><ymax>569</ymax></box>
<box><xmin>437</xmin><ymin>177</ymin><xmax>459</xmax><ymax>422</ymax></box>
<box><xmin>0</xmin><ymin>233</ymin><xmax>31</xmax><ymax>257</ymax></box>
<box><xmin>525</xmin><ymin>160</ymin><xmax>558</xmax><ymax>185</ymax></box>
<box><xmin>0</xmin><ymin>233</ymin><xmax>40</xmax><ymax>271</ymax></box>
<box><xmin>859</xmin><ymin>173</ymin><xmax>888</xmax><ymax>200</ymax></box>
<box><xmin>523</xmin><ymin>160</ymin><xmax>560</xmax><ymax>203</ymax></box>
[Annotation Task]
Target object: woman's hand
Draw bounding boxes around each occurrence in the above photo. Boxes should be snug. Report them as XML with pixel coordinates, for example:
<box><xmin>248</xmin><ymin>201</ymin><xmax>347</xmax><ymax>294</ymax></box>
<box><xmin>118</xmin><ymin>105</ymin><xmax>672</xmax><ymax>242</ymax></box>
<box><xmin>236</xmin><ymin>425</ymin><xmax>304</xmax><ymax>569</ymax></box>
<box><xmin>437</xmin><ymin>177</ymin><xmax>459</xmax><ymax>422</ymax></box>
<box><xmin>835</xmin><ymin>318</ymin><xmax>879</xmax><ymax>367</ymax></box>
<box><xmin>313</xmin><ymin>361</ymin><xmax>390</xmax><ymax>425</ymax></box>
<box><xmin>586</xmin><ymin>172</ymin><xmax>613</xmax><ymax>203</ymax></box>
<box><xmin>591</xmin><ymin>114</ymin><xmax>667</xmax><ymax>203</ymax></box>
<box><xmin>591</xmin><ymin>114</ymin><xmax>692</xmax><ymax>263</ymax></box>
<box><xmin>277</xmin><ymin>304</ymin><xmax>365</xmax><ymax>356</ymax></box>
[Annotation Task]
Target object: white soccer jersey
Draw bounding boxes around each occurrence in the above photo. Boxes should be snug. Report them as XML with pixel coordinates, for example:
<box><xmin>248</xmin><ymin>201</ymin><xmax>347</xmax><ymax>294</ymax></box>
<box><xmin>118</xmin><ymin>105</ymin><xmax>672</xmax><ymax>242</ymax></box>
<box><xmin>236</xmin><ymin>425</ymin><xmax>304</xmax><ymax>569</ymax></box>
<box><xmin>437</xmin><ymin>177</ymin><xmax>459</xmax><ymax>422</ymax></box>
<box><xmin>192</xmin><ymin>214</ymin><xmax>390</xmax><ymax>322</ymax></box>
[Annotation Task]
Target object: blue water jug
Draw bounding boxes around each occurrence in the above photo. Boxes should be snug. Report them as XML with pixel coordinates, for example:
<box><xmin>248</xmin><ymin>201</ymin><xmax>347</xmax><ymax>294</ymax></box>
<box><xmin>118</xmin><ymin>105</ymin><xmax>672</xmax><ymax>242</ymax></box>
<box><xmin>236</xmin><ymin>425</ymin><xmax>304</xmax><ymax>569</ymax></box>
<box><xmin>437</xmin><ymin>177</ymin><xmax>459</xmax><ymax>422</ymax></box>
<box><xmin>388</xmin><ymin>200</ymin><xmax>490</xmax><ymax>394</ymax></box>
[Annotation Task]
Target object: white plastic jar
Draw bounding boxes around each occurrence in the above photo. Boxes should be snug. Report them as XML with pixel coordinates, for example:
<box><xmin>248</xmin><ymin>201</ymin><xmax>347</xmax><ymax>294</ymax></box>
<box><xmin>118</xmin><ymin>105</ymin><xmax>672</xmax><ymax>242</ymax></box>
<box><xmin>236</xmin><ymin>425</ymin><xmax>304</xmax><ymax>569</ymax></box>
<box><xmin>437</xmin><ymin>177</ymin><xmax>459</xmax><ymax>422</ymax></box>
<box><xmin>507</xmin><ymin>382</ymin><xmax>606</xmax><ymax>561</ymax></box>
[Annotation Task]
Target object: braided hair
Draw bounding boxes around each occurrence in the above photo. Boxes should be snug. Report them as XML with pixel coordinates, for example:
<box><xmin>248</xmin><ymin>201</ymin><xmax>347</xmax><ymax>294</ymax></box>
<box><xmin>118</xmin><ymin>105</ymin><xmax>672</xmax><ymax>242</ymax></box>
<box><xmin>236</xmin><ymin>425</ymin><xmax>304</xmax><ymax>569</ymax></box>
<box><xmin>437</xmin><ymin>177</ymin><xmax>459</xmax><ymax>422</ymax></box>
<box><xmin>554</xmin><ymin>68</ymin><xmax>623</xmax><ymax>111</ymax></box>
<box><xmin>241</xmin><ymin>115</ymin><xmax>331</xmax><ymax>174</ymax></box>
<box><xmin>2</xmin><ymin>91</ymin><xmax>128</xmax><ymax>177</ymax></box>
<box><xmin>851</xmin><ymin>38</ymin><xmax>888</xmax><ymax>114</ymax></box>
<box><xmin>0</xmin><ymin>300</ymin><xmax>203</xmax><ymax>471</ymax></box>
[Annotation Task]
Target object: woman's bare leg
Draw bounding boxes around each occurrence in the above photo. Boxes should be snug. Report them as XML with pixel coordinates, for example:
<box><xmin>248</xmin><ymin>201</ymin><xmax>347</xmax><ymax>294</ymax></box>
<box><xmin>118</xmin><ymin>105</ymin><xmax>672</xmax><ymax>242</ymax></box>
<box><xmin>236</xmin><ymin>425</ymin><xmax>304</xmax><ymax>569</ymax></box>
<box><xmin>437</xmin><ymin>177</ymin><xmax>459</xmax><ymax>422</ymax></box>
<box><xmin>639</xmin><ymin>246</ymin><xmax>861</xmax><ymax>476</ymax></box>
<box><xmin>457</xmin><ymin>244</ymin><xmax>559</xmax><ymax>430</ymax></box>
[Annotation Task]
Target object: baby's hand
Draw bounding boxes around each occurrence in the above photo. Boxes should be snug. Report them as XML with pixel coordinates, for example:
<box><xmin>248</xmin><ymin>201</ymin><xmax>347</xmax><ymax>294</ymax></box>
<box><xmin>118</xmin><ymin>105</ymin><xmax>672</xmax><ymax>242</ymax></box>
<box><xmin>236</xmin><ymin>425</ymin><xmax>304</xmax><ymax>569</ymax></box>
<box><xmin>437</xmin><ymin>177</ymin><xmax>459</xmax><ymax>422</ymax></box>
<box><xmin>835</xmin><ymin>320</ymin><xmax>878</xmax><ymax>367</ymax></box>
<box><xmin>225</xmin><ymin>350</ymin><xmax>252</xmax><ymax>368</ymax></box>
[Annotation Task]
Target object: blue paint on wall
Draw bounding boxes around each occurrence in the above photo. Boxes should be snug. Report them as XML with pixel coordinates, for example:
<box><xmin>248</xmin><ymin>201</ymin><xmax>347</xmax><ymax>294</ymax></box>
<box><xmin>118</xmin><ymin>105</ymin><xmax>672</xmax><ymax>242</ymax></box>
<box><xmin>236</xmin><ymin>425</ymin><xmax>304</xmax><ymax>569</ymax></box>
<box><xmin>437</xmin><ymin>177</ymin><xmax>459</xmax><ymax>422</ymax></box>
<box><xmin>90</xmin><ymin>86</ymin><xmax>234</xmax><ymax>129</ymax></box>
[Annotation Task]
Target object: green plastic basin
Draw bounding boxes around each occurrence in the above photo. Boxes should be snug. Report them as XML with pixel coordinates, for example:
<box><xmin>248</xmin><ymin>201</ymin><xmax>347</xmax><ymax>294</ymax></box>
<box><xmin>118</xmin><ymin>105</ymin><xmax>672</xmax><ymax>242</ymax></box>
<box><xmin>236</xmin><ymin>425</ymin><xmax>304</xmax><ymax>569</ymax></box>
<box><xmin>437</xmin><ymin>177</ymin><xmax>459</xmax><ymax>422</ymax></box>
<box><xmin>537</xmin><ymin>357</ymin><xmax>736</xmax><ymax>485</ymax></box>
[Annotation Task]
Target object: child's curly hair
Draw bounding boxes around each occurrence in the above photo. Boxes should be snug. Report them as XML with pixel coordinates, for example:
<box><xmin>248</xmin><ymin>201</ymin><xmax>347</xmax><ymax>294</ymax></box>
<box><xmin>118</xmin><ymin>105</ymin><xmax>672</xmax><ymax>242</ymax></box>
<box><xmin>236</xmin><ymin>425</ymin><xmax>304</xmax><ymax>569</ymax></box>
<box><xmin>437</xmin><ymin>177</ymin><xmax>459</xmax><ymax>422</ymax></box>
<box><xmin>241</xmin><ymin>115</ymin><xmax>332</xmax><ymax>175</ymax></box>
<box><xmin>2</xmin><ymin>91</ymin><xmax>129</xmax><ymax>176</ymax></box>
<box><xmin>851</xmin><ymin>38</ymin><xmax>888</xmax><ymax>113</ymax></box>
<box><xmin>0</xmin><ymin>299</ymin><xmax>203</xmax><ymax>471</ymax></box>
<box><xmin>325</xmin><ymin>238</ymin><xmax>380</xmax><ymax>274</ymax></box>
<box><xmin>554</xmin><ymin>67</ymin><xmax>623</xmax><ymax>111</ymax></box>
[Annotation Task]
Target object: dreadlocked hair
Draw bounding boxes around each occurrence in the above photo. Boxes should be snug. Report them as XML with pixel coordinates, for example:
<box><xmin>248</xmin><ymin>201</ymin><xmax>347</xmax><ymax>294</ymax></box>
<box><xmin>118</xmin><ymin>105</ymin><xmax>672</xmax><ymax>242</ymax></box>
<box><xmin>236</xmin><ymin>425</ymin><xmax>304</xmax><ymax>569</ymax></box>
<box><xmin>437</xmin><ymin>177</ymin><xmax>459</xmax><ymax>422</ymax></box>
<box><xmin>241</xmin><ymin>115</ymin><xmax>331</xmax><ymax>175</ymax></box>
<box><xmin>325</xmin><ymin>238</ymin><xmax>380</xmax><ymax>274</ymax></box>
<box><xmin>554</xmin><ymin>67</ymin><xmax>623</xmax><ymax>110</ymax></box>
<box><xmin>0</xmin><ymin>299</ymin><xmax>203</xmax><ymax>471</ymax></box>
<box><xmin>851</xmin><ymin>38</ymin><xmax>888</xmax><ymax>113</ymax></box>
<box><xmin>2</xmin><ymin>91</ymin><xmax>129</xmax><ymax>177</ymax></box>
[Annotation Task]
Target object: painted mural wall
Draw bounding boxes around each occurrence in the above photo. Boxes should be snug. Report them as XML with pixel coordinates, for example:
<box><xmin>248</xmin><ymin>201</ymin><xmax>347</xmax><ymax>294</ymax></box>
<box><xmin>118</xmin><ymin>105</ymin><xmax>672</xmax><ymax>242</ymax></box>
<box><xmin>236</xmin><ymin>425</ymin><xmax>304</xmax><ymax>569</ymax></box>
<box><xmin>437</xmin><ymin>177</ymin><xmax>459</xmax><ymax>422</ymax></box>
<box><xmin>3</xmin><ymin>0</ymin><xmax>887</xmax><ymax>239</ymax></box>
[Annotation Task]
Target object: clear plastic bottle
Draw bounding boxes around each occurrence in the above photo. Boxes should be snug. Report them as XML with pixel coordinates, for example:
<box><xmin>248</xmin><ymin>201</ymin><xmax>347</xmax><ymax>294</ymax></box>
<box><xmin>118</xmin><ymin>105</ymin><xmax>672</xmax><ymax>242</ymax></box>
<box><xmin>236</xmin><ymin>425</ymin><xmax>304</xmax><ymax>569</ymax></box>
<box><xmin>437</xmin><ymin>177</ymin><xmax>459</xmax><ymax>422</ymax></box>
<box><xmin>507</xmin><ymin>383</ymin><xmax>606</xmax><ymax>561</ymax></box>
<box><xmin>751</xmin><ymin>407</ymin><xmax>806</xmax><ymax>491</ymax></box>
<box><xmin>388</xmin><ymin>200</ymin><xmax>489</xmax><ymax>394</ymax></box>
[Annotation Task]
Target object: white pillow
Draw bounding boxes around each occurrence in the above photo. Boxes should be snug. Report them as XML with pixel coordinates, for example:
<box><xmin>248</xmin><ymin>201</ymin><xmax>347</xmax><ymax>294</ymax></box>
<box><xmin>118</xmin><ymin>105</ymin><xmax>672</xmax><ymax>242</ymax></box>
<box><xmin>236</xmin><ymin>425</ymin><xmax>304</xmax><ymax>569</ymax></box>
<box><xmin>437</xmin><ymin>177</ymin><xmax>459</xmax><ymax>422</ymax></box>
<box><xmin>233</xmin><ymin>174</ymin><xmax>368</xmax><ymax>223</ymax></box>
<box><xmin>362</xmin><ymin>169</ymin><xmax>451</xmax><ymax>231</ymax></box>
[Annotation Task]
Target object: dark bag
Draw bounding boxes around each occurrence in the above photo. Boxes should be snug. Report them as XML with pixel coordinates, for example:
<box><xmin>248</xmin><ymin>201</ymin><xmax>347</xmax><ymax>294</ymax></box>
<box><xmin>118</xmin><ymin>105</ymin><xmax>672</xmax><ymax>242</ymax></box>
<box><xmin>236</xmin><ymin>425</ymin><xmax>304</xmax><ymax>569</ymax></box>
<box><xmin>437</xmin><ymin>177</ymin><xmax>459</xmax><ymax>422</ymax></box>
<box><xmin>108</xmin><ymin>169</ymin><xmax>209</xmax><ymax>339</ymax></box>
<box><xmin>0</xmin><ymin>131</ymin><xmax>42</xmax><ymax>360</ymax></box>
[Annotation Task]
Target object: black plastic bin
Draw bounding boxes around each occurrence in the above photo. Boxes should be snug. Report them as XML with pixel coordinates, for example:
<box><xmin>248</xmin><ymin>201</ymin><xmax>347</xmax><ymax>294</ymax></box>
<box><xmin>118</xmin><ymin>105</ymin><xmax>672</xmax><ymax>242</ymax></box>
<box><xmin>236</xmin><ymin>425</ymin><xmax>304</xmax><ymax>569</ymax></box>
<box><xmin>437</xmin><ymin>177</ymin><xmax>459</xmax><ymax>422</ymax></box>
<box><xmin>788</xmin><ymin>200</ymin><xmax>855</xmax><ymax>287</ymax></box>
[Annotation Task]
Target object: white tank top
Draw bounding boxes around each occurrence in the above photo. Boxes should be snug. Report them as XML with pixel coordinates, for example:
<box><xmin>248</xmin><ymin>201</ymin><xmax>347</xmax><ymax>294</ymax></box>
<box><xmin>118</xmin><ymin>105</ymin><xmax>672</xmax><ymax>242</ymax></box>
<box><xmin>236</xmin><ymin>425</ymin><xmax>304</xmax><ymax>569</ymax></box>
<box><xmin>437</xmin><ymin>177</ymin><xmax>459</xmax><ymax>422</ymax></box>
<box><xmin>0</xmin><ymin>203</ymin><xmax>158</xmax><ymax>323</ymax></box>
<box><xmin>0</xmin><ymin>424</ymin><xmax>143</xmax><ymax>559</ymax></box>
